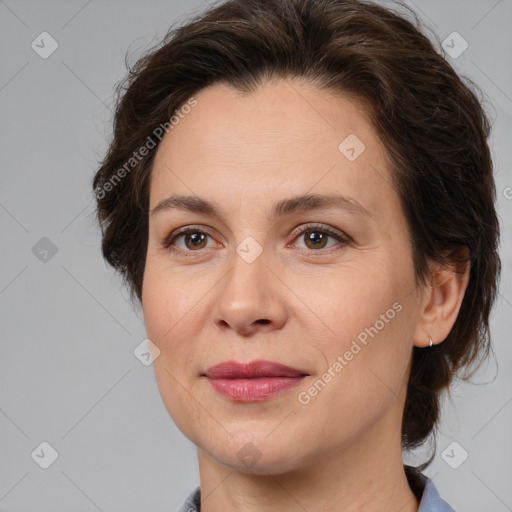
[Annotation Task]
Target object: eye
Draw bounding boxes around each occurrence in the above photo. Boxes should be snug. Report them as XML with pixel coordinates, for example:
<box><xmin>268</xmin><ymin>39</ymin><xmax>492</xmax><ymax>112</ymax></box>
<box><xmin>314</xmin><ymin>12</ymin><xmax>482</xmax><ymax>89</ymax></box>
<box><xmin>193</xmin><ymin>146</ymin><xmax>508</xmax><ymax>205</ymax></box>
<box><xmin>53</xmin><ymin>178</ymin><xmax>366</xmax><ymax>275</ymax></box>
<box><xmin>162</xmin><ymin>226</ymin><xmax>217</xmax><ymax>253</ymax></box>
<box><xmin>289</xmin><ymin>223</ymin><xmax>350</xmax><ymax>252</ymax></box>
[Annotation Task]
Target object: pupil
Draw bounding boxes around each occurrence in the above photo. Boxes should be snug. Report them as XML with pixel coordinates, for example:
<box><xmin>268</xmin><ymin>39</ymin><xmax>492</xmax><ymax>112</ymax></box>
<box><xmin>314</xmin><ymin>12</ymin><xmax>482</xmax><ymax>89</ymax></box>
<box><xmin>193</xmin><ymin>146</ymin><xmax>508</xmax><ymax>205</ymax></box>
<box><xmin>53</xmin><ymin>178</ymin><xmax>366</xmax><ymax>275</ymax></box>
<box><xmin>189</xmin><ymin>233</ymin><xmax>205</xmax><ymax>247</ymax></box>
<box><xmin>307</xmin><ymin>231</ymin><xmax>326</xmax><ymax>248</ymax></box>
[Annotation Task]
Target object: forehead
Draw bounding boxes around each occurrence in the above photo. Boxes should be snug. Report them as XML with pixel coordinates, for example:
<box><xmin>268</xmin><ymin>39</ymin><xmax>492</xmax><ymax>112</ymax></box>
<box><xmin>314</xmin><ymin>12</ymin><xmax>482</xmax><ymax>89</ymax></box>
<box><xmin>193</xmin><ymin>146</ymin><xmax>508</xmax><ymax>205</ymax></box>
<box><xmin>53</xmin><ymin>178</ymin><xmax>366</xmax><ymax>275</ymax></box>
<box><xmin>149</xmin><ymin>79</ymin><xmax>395</xmax><ymax>219</ymax></box>
<box><xmin>155</xmin><ymin>78</ymin><xmax>376</xmax><ymax>156</ymax></box>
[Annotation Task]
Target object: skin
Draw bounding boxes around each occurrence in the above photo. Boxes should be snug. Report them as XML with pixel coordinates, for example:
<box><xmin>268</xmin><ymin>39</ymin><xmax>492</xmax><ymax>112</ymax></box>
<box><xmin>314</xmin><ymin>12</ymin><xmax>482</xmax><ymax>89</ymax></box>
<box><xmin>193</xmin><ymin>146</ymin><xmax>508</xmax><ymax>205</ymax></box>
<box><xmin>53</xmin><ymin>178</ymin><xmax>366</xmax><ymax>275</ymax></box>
<box><xmin>142</xmin><ymin>78</ymin><xmax>469</xmax><ymax>512</ymax></box>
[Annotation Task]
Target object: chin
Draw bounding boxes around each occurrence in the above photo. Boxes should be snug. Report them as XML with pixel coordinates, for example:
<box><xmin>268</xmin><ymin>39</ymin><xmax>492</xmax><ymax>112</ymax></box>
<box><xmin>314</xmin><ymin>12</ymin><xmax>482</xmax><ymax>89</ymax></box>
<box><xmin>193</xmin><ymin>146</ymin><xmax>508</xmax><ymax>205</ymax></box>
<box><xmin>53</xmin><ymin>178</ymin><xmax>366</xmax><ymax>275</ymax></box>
<box><xmin>199</xmin><ymin>432</ymin><xmax>308</xmax><ymax>475</ymax></box>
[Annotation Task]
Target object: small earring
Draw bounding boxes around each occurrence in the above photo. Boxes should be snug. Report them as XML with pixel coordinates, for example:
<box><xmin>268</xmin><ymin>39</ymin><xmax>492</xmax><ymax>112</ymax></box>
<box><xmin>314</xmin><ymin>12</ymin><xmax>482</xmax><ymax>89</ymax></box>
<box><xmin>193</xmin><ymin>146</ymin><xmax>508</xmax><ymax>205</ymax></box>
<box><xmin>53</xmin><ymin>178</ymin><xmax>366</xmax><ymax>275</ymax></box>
<box><xmin>429</xmin><ymin>336</ymin><xmax>433</xmax><ymax>348</ymax></box>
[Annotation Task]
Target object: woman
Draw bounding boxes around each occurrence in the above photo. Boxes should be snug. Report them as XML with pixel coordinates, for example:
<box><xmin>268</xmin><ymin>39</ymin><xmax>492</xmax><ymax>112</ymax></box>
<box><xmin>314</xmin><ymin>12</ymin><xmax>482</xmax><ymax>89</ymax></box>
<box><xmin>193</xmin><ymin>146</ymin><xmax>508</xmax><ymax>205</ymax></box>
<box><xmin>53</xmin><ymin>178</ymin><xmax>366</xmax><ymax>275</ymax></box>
<box><xmin>93</xmin><ymin>0</ymin><xmax>501</xmax><ymax>510</ymax></box>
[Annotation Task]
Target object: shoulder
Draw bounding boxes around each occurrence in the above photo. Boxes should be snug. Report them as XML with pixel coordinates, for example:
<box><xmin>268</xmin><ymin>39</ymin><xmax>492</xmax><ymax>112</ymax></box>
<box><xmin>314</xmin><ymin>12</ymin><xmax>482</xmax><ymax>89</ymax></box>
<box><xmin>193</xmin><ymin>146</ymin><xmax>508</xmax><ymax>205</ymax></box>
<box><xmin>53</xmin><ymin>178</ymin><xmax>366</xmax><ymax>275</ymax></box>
<box><xmin>418</xmin><ymin>477</ymin><xmax>455</xmax><ymax>511</ymax></box>
<box><xmin>405</xmin><ymin>465</ymin><xmax>455</xmax><ymax>512</ymax></box>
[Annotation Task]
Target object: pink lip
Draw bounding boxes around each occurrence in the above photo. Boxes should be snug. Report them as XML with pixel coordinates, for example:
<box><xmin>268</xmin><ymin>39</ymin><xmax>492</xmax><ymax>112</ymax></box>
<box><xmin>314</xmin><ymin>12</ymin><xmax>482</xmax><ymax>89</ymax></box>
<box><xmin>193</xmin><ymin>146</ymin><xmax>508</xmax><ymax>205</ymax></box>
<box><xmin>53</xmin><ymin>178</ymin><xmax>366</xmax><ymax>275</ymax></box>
<box><xmin>202</xmin><ymin>360</ymin><xmax>309</xmax><ymax>402</ymax></box>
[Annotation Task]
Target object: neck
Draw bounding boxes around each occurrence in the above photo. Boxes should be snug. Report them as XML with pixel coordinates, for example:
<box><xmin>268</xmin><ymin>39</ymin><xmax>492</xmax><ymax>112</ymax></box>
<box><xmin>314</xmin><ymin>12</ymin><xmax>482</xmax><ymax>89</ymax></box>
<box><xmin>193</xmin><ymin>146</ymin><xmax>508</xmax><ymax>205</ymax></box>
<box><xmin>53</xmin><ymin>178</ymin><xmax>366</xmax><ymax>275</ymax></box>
<box><xmin>197</xmin><ymin>408</ymin><xmax>419</xmax><ymax>512</ymax></box>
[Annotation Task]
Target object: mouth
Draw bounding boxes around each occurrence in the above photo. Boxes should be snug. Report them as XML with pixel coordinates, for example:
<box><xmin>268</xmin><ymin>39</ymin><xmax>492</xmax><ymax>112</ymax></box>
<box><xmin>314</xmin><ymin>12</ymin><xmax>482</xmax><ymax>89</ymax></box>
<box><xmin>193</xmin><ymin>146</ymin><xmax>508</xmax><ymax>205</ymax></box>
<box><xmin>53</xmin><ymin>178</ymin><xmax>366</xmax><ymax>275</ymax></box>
<box><xmin>201</xmin><ymin>359</ymin><xmax>310</xmax><ymax>402</ymax></box>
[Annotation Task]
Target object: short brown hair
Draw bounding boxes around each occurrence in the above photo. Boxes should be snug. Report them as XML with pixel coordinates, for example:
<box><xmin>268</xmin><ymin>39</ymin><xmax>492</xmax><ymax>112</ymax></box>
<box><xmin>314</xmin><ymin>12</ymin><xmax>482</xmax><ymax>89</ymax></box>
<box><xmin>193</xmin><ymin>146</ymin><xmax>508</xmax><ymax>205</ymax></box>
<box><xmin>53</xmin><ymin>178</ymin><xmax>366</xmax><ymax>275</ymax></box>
<box><xmin>93</xmin><ymin>0</ymin><xmax>501</xmax><ymax>462</ymax></box>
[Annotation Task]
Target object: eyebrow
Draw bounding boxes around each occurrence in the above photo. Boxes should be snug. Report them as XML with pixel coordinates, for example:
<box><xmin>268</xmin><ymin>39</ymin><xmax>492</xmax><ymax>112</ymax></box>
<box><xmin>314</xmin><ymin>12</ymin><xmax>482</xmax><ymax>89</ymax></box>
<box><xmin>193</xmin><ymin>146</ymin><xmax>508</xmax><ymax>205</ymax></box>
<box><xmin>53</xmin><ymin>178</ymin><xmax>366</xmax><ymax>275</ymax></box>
<box><xmin>150</xmin><ymin>193</ymin><xmax>373</xmax><ymax>220</ymax></box>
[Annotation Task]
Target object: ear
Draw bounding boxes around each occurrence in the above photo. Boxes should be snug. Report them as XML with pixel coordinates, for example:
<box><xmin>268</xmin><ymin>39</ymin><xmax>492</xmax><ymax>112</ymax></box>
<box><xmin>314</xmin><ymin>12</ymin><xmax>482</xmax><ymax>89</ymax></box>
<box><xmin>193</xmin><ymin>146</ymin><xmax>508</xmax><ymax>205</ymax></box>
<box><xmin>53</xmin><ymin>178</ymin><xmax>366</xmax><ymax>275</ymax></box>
<box><xmin>413</xmin><ymin>247</ymin><xmax>471</xmax><ymax>348</ymax></box>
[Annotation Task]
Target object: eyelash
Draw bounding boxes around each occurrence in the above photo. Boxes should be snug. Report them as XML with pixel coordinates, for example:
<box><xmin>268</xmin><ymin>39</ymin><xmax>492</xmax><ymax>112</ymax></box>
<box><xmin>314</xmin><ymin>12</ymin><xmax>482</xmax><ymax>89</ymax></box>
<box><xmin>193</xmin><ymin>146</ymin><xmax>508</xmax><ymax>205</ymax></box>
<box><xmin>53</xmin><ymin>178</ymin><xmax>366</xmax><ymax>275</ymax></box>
<box><xmin>162</xmin><ymin>223</ymin><xmax>351</xmax><ymax>257</ymax></box>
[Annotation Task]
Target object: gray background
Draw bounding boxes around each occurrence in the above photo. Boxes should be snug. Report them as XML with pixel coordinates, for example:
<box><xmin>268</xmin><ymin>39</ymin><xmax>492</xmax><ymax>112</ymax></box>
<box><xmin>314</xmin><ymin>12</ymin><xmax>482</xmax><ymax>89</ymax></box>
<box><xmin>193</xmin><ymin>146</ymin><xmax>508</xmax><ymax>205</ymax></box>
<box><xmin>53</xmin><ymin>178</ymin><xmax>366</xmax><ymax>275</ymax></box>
<box><xmin>0</xmin><ymin>0</ymin><xmax>510</xmax><ymax>510</ymax></box>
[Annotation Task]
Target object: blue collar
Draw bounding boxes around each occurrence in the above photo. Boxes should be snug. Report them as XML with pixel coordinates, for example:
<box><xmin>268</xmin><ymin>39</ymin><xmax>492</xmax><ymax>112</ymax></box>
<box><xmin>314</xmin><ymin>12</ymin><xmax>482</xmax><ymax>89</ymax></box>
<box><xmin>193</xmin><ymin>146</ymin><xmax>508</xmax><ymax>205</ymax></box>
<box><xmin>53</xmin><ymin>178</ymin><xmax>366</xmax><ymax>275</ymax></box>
<box><xmin>417</xmin><ymin>473</ymin><xmax>455</xmax><ymax>511</ymax></box>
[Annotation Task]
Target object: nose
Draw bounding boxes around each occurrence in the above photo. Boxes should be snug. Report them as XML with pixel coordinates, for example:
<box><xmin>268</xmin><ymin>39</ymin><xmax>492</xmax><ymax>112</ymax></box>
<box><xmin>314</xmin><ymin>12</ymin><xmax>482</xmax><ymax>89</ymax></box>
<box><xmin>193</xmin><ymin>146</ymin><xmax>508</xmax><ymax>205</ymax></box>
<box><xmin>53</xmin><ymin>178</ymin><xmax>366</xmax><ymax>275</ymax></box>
<box><xmin>213</xmin><ymin>244</ymin><xmax>288</xmax><ymax>336</ymax></box>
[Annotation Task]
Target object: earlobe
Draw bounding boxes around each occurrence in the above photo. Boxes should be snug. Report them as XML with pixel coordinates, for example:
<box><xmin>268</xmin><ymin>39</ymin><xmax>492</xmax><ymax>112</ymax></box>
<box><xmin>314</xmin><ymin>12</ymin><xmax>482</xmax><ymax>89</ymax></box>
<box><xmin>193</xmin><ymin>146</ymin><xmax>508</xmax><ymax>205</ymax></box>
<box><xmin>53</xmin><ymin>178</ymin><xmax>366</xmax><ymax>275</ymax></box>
<box><xmin>413</xmin><ymin>247</ymin><xmax>471</xmax><ymax>348</ymax></box>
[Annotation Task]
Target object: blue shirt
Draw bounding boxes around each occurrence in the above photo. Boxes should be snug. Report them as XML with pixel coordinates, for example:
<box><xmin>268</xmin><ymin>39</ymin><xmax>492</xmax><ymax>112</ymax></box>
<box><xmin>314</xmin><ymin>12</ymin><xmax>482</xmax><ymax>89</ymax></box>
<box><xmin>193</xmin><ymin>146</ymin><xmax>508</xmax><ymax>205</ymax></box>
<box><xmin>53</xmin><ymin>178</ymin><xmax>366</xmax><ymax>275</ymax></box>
<box><xmin>176</xmin><ymin>467</ymin><xmax>454</xmax><ymax>511</ymax></box>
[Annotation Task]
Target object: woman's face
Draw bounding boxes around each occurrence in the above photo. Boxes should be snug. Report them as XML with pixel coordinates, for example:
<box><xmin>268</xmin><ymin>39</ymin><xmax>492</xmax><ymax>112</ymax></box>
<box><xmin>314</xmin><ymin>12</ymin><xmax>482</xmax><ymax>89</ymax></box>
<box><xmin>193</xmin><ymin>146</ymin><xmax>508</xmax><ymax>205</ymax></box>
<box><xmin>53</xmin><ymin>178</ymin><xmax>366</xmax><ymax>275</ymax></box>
<box><xmin>142</xmin><ymin>78</ymin><xmax>426</xmax><ymax>473</ymax></box>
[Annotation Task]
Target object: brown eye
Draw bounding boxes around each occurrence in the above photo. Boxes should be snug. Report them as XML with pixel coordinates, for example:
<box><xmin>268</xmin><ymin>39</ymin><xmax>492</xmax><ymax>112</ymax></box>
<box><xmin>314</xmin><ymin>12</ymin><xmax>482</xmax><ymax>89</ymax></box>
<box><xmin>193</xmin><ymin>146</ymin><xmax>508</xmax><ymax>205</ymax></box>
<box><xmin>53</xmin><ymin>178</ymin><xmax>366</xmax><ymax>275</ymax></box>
<box><xmin>183</xmin><ymin>231</ymin><xmax>208</xmax><ymax>250</ymax></box>
<box><xmin>291</xmin><ymin>224</ymin><xmax>350</xmax><ymax>253</ymax></box>
<box><xmin>303</xmin><ymin>229</ymin><xmax>329</xmax><ymax>249</ymax></box>
<box><xmin>162</xmin><ymin>227</ymin><xmax>215</xmax><ymax>252</ymax></box>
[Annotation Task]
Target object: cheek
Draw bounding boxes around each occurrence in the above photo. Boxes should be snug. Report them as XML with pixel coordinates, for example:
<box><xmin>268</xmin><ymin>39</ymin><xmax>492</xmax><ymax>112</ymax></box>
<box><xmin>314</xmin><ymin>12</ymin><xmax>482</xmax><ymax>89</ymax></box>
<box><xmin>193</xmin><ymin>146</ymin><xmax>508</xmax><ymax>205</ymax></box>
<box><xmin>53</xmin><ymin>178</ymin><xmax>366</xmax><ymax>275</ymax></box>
<box><xmin>294</xmin><ymin>316</ymin><xmax>412</xmax><ymax>452</ymax></box>
<box><xmin>142</xmin><ymin>260</ymin><xmax>205</xmax><ymax>344</ymax></box>
<box><xmin>142</xmin><ymin>265</ymin><xmax>206</xmax><ymax>435</ymax></box>
<box><xmin>141</xmin><ymin>265</ymin><xmax>202</xmax><ymax>401</ymax></box>
<box><xmin>285</xmin><ymin>257</ymin><xmax>402</xmax><ymax>346</ymax></box>
<box><xmin>291</xmin><ymin>261</ymin><xmax>414</xmax><ymax>426</ymax></box>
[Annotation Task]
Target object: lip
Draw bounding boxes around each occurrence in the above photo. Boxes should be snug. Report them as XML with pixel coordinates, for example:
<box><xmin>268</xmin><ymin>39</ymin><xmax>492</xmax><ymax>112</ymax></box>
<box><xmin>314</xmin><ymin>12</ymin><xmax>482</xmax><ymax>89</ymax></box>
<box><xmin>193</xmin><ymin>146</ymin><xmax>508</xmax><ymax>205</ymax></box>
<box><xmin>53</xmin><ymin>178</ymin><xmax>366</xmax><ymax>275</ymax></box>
<box><xmin>202</xmin><ymin>360</ymin><xmax>309</xmax><ymax>402</ymax></box>
<box><xmin>204</xmin><ymin>359</ymin><xmax>309</xmax><ymax>379</ymax></box>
